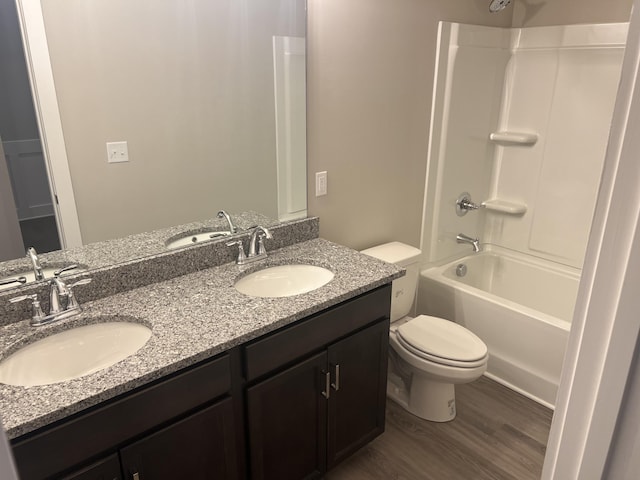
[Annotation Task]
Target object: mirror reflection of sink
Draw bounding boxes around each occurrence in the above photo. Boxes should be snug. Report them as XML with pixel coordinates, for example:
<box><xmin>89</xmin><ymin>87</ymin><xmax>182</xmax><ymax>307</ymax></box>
<box><xmin>0</xmin><ymin>265</ymin><xmax>87</xmax><ymax>292</ymax></box>
<box><xmin>234</xmin><ymin>264</ymin><xmax>334</xmax><ymax>298</ymax></box>
<box><xmin>0</xmin><ymin>321</ymin><xmax>152</xmax><ymax>387</ymax></box>
<box><xmin>165</xmin><ymin>230</ymin><xmax>231</xmax><ymax>250</ymax></box>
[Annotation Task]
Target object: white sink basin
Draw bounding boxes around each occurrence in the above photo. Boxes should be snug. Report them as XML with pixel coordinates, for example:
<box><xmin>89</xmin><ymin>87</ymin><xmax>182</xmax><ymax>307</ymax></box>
<box><xmin>0</xmin><ymin>322</ymin><xmax>152</xmax><ymax>387</ymax></box>
<box><xmin>234</xmin><ymin>264</ymin><xmax>334</xmax><ymax>298</ymax></box>
<box><xmin>165</xmin><ymin>230</ymin><xmax>231</xmax><ymax>250</ymax></box>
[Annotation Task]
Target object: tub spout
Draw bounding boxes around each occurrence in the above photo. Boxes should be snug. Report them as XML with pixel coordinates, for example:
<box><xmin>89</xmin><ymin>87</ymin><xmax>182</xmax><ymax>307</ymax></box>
<box><xmin>456</xmin><ymin>233</ymin><xmax>481</xmax><ymax>253</ymax></box>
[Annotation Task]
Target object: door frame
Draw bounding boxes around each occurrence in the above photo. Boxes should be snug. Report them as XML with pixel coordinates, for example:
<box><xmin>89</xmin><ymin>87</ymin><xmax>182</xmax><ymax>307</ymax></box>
<box><xmin>542</xmin><ymin>1</ymin><xmax>640</xmax><ymax>477</ymax></box>
<box><xmin>14</xmin><ymin>0</ymin><xmax>82</xmax><ymax>249</ymax></box>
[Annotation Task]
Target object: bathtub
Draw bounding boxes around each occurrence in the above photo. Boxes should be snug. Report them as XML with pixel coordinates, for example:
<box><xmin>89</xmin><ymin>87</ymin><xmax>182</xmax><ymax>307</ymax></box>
<box><xmin>417</xmin><ymin>249</ymin><xmax>580</xmax><ymax>408</ymax></box>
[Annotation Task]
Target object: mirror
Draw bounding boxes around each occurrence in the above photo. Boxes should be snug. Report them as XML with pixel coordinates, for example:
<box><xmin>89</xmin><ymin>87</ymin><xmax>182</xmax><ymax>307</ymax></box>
<box><xmin>0</xmin><ymin>0</ymin><xmax>307</xmax><ymax>267</ymax></box>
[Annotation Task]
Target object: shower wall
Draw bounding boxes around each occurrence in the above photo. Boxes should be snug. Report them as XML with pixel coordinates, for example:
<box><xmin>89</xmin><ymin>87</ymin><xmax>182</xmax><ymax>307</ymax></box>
<box><xmin>421</xmin><ymin>21</ymin><xmax>627</xmax><ymax>269</ymax></box>
<box><xmin>422</xmin><ymin>23</ymin><xmax>511</xmax><ymax>263</ymax></box>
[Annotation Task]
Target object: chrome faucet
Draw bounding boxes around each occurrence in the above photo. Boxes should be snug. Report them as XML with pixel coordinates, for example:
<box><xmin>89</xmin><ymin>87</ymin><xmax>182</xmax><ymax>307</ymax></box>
<box><xmin>10</xmin><ymin>269</ymin><xmax>91</xmax><ymax>327</ymax></box>
<box><xmin>456</xmin><ymin>233</ymin><xmax>481</xmax><ymax>253</ymax></box>
<box><xmin>217</xmin><ymin>210</ymin><xmax>238</xmax><ymax>234</ymax></box>
<box><xmin>48</xmin><ymin>265</ymin><xmax>79</xmax><ymax>315</ymax></box>
<box><xmin>226</xmin><ymin>226</ymin><xmax>273</xmax><ymax>265</ymax></box>
<box><xmin>26</xmin><ymin>247</ymin><xmax>44</xmax><ymax>281</ymax></box>
<box><xmin>248</xmin><ymin>226</ymin><xmax>272</xmax><ymax>258</ymax></box>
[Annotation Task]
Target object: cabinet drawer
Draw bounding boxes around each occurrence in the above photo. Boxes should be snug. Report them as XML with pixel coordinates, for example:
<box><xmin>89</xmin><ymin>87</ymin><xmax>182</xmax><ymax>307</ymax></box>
<box><xmin>244</xmin><ymin>285</ymin><xmax>391</xmax><ymax>382</ymax></box>
<box><xmin>13</xmin><ymin>353</ymin><xmax>231</xmax><ymax>480</ymax></box>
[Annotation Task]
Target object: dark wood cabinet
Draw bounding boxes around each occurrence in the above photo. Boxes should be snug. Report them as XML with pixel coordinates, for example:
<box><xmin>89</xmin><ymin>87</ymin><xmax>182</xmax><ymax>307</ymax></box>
<box><xmin>12</xmin><ymin>353</ymin><xmax>239</xmax><ymax>480</ymax></box>
<box><xmin>246</xmin><ymin>317</ymin><xmax>390</xmax><ymax>479</ymax></box>
<box><xmin>327</xmin><ymin>319</ymin><xmax>388</xmax><ymax>468</ymax></box>
<box><xmin>120</xmin><ymin>398</ymin><xmax>238</xmax><ymax>480</ymax></box>
<box><xmin>247</xmin><ymin>352</ymin><xmax>328</xmax><ymax>480</ymax></box>
<box><xmin>62</xmin><ymin>399</ymin><xmax>239</xmax><ymax>480</ymax></box>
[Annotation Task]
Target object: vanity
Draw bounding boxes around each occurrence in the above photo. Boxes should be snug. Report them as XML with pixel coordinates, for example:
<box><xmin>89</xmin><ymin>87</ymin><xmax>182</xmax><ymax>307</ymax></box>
<box><xmin>0</xmin><ymin>217</ymin><xmax>402</xmax><ymax>480</ymax></box>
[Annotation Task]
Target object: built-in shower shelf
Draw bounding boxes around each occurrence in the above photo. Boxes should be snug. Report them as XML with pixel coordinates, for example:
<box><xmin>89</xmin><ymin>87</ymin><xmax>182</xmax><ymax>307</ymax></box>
<box><xmin>489</xmin><ymin>131</ymin><xmax>538</xmax><ymax>146</ymax></box>
<box><xmin>482</xmin><ymin>199</ymin><xmax>527</xmax><ymax>215</ymax></box>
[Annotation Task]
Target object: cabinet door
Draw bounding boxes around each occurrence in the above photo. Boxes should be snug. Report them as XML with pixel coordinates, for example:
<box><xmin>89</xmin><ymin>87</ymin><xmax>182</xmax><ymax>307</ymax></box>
<box><xmin>247</xmin><ymin>352</ymin><xmax>328</xmax><ymax>480</ymax></box>
<box><xmin>327</xmin><ymin>319</ymin><xmax>389</xmax><ymax>468</ymax></box>
<box><xmin>61</xmin><ymin>453</ymin><xmax>121</xmax><ymax>480</ymax></box>
<box><xmin>120</xmin><ymin>397</ymin><xmax>238</xmax><ymax>480</ymax></box>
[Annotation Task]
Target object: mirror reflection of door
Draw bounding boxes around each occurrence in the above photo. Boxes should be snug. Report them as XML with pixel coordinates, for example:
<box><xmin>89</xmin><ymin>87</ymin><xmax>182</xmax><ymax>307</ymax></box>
<box><xmin>0</xmin><ymin>0</ymin><xmax>60</xmax><ymax>258</ymax></box>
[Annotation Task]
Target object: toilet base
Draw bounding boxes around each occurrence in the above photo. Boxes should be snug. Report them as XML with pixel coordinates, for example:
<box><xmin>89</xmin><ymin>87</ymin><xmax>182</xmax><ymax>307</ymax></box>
<box><xmin>386</xmin><ymin>371</ymin><xmax>457</xmax><ymax>422</ymax></box>
<box><xmin>409</xmin><ymin>375</ymin><xmax>456</xmax><ymax>422</ymax></box>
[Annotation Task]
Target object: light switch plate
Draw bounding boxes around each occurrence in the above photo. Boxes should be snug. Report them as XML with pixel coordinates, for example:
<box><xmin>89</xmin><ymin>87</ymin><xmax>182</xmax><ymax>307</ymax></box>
<box><xmin>106</xmin><ymin>141</ymin><xmax>129</xmax><ymax>163</ymax></box>
<box><xmin>315</xmin><ymin>171</ymin><xmax>327</xmax><ymax>196</ymax></box>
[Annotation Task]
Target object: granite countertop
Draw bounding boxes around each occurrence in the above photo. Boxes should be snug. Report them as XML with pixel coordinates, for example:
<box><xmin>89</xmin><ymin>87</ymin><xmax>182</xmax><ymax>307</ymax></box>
<box><xmin>0</xmin><ymin>238</ymin><xmax>403</xmax><ymax>439</ymax></box>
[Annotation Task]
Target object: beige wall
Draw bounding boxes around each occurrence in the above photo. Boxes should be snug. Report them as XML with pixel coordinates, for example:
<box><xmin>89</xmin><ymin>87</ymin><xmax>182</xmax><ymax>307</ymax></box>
<box><xmin>512</xmin><ymin>0</ymin><xmax>632</xmax><ymax>27</ymax></box>
<box><xmin>306</xmin><ymin>0</ymin><xmax>510</xmax><ymax>251</ymax></box>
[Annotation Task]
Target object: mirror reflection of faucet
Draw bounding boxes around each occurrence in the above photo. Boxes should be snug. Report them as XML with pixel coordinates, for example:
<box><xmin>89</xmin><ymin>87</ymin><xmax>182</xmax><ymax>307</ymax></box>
<box><xmin>26</xmin><ymin>247</ymin><xmax>45</xmax><ymax>281</ymax></box>
<box><xmin>456</xmin><ymin>233</ymin><xmax>481</xmax><ymax>253</ymax></box>
<box><xmin>217</xmin><ymin>210</ymin><xmax>238</xmax><ymax>235</ymax></box>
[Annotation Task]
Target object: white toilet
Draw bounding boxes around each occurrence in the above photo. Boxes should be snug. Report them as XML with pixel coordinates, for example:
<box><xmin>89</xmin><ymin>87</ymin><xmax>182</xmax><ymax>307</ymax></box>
<box><xmin>361</xmin><ymin>242</ymin><xmax>488</xmax><ymax>422</ymax></box>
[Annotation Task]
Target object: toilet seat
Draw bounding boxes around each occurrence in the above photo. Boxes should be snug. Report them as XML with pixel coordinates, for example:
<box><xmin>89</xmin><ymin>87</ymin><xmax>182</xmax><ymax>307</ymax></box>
<box><xmin>397</xmin><ymin>315</ymin><xmax>488</xmax><ymax>368</ymax></box>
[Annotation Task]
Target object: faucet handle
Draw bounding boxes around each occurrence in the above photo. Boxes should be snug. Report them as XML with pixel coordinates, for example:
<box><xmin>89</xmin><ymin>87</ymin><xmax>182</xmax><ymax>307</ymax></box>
<box><xmin>0</xmin><ymin>276</ymin><xmax>27</xmax><ymax>287</ymax></box>
<box><xmin>456</xmin><ymin>192</ymin><xmax>484</xmax><ymax>216</ymax></box>
<box><xmin>226</xmin><ymin>240</ymin><xmax>247</xmax><ymax>264</ymax></box>
<box><xmin>9</xmin><ymin>294</ymin><xmax>46</xmax><ymax>323</ymax></box>
<box><xmin>54</xmin><ymin>265</ymin><xmax>78</xmax><ymax>277</ymax></box>
<box><xmin>68</xmin><ymin>278</ymin><xmax>92</xmax><ymax>289</ymax></box>
<box><xmin>66</xmin><ymin>278</ymin><xmax>92</xmax><ymax>310</ymax></box>
<box><xmin>256</xmin><ymin>234</ymin><xmax>268</xmax><ymax>256</ymax></box>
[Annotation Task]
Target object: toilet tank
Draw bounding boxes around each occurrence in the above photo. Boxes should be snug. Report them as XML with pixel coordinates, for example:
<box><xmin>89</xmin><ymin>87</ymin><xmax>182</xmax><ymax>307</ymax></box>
<box><xmin>361</xmin><ymin>242</ymin><xmax>422</xmax><ymax>322</ymax></box>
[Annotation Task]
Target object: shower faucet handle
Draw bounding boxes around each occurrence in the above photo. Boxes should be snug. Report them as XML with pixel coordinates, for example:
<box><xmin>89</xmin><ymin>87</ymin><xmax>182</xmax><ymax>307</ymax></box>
<box><xmin>456</xmin><ymin>192</ymin><xmax>484</xmax><ymax>216</ymax></box>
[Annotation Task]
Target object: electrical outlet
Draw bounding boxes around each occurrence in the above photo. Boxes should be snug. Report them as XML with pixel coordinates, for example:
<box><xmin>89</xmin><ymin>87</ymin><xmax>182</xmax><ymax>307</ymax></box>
<box><xmin>315</xmin><ymin>171</ymin><xmax>327</xmax><ymax>197</ymax></box>
<box><xmin>106</xmin><ymin>141</ymin><xmax>129</xmax><ymax>163</ymax></box>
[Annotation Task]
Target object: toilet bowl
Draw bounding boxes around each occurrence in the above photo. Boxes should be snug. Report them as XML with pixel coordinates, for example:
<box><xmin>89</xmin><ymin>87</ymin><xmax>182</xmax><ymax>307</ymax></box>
<box><xmin>361</xmin><ymin>242</ymin><xmax>488</xmax><ymax>422</ymax></box>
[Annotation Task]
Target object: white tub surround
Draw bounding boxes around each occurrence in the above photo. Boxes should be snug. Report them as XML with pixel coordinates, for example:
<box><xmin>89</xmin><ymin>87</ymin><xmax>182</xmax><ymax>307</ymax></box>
<box><xmin>418</xmin><ymin>21</ymin><xmax>627</xmax><ymax>408</ymax></box>
<box><xmin>422</xmin><ymin>21</ymin><xmax>627</xmax><ymax>269</ymax></box>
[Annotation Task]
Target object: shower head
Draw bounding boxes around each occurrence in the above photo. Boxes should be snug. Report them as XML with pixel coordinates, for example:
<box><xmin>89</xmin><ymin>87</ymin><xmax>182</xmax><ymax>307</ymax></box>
<box><xmin>489</xmin><ymin>0</ymin><xmax>512</xmax><ymax>12</ymax></box>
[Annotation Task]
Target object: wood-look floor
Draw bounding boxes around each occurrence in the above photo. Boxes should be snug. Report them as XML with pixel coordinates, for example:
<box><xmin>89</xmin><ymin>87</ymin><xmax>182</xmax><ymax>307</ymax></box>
<box><xmin>326</xmin><ymin>376</ymin><xmax>553</xmax><ymax>480</ymax></box>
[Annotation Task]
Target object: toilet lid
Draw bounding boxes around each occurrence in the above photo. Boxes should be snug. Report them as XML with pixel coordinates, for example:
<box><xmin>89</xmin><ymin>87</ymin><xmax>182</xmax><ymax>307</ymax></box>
<box><xmin>397</xmin><ymin>315</ymin><xmax>488</xmax><ymax>366</ymax></box>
